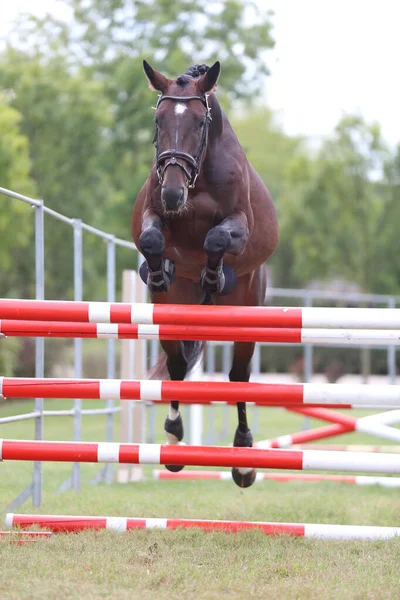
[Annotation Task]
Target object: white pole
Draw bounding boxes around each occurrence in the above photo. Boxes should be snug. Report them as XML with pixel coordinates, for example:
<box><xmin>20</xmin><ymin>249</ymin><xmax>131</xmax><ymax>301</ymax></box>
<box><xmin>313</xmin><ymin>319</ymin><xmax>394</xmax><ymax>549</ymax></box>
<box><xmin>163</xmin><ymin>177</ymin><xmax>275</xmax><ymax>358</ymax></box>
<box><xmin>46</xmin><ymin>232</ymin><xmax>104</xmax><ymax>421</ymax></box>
<box><xmin>188</xmin><ymin>360</ymin><xmax>203</xmax><ymax>446</ymax></box>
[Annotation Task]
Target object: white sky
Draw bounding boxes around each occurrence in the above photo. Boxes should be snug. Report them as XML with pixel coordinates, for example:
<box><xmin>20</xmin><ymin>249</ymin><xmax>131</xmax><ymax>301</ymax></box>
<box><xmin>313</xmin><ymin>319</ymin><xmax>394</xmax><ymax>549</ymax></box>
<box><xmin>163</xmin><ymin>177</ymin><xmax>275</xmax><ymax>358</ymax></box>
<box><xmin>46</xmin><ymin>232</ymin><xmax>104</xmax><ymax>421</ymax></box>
<box><xmin>1</xmin><ymin>0</ymin><xmax>400</xmax><ymax>147</ymax></box>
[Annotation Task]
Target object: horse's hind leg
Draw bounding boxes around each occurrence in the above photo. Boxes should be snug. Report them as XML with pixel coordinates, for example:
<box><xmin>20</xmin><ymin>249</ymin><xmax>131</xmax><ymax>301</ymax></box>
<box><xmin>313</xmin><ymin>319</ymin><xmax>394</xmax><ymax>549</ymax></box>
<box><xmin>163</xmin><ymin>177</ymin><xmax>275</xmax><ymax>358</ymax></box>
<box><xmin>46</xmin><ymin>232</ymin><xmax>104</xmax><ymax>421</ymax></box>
<box><xmin>147</xmin><ymin>277</ymin><xmax>205</xmax><ymax>473</ymax></box>
<box><xmin>230</xmin><ymin>341</ymin><xmax>257</xmax><ymax>488</ymax></box>
<box><xmin>161</xmin><ymin>340</ymin><xmax>187</xmax><ymax>473</ymax></box>
<box><xmin>215</xmin><ymin>266</ymin><xmax>266</xmax><ymax>488</ymax></box>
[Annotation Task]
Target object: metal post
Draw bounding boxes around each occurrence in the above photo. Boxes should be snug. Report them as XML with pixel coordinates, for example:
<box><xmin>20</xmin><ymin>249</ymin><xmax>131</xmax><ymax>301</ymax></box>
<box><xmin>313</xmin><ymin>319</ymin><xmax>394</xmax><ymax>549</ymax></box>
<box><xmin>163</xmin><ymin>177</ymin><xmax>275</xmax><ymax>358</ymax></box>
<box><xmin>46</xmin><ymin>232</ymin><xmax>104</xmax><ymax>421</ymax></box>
<box><xmin>220</xmin><ymin>344</ymin><xmax>231</xmax><ymax>440</ymax></box>
<box><xmin>388</xmin><ymin>297</ymin><xmax>397</xmax><ymax>384</ymax></box>
<box><xmin>205</xmin><ymin>344</ymin><xmax>216</xmax><ymax>444</ymax></box>
<box><xmin>105</xmin><ymin>236</ymin><xmax>116</xmax><ymax>483</ymax></box>
<box><xmin>33</xmin><ymin>200</ymin><xmax>45</xmax><ymax>507</ymax></box>
<box><xmin>72</xmin><ymin>219</ymin><xmax>83</xmax><ymax>492</ymax></box>
<box><xmin>251</xmin><ymin>343</ymin><xmax>261</xmax><ymax>436</ymax></box>
<box><xmin>302</xmin><ymin>295</ymin><xmax>313</xmax><ymax>431</ymax></box>
<box><xmin>149</xmin><ymin>340</ymin><xmax>159</xmax><ymax>442</ymax></box>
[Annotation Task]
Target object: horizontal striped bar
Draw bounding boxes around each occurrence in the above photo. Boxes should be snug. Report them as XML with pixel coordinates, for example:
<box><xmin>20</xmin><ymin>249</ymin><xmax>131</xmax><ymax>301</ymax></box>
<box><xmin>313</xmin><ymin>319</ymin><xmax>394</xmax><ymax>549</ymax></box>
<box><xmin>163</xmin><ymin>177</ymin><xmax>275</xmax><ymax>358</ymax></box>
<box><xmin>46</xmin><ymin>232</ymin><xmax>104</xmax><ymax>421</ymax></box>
<box><xmin>1</xmin><ymin>377</ymin><xmax>400</xmax><ymax>409</ymax></box>
<box><xmin>151</xmin><ymin>470</ymin><xmax>400</xmax><ymax>487</ymax></box>
<box><xmin>2</xmin><ymin>299</ymin><xmax>400</xmax><ymax>329</ymax></box>
<box><xmin>0</xmin><ymin>530</ymin><xmax>51</xmax><ymax>538</ymax></box>
<box><xmin>293</xmin><ymin>444</ymin><xmax>400</xmax><ymax>453</ymax></box>
<box><xmin>2</xmin><ymin>439</ymin><xmax>400</xmax><ymax>472</ymax></box>
<box><xmin>1</xmin><ymin>320</ymin><xmax>400</xmax><ymax>345</ymax></box>
<box><xmin>7</xmin><ymin>514</ymin><xmax>400</xmax><ymax>540</ymax></box>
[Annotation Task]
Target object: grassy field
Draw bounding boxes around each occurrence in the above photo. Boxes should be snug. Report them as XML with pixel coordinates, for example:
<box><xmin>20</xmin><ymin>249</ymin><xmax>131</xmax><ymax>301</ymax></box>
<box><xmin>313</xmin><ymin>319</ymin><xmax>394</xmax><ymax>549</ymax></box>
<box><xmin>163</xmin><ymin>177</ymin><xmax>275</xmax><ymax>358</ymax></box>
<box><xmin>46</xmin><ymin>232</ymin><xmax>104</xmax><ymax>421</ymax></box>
<box><xmin>1</xmin><ymin>398</ymin><xmax>400</xmax><ymax>599</ymax></box>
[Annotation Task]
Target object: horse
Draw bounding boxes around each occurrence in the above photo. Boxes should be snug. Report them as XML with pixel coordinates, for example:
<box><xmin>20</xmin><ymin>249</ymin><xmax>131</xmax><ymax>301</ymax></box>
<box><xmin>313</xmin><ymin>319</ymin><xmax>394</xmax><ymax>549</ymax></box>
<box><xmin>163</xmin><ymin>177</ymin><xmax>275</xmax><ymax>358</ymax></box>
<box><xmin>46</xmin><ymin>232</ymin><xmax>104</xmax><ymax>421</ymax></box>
<box><xmin>132</xmin><ymin>61</ymin><xmax>278</xmax><ymax>487</ymax></box>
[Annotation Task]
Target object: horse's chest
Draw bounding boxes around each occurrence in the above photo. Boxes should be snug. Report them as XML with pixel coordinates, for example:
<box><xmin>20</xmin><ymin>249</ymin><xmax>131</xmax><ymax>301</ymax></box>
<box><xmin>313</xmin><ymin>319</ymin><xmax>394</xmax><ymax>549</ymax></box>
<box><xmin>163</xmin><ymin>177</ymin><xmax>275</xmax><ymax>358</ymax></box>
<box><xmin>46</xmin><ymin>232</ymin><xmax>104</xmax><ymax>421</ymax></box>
<box><xmin>165</xmin><ymin>217</ymin><xmax>211</xmax><ymax>250</ymax></box>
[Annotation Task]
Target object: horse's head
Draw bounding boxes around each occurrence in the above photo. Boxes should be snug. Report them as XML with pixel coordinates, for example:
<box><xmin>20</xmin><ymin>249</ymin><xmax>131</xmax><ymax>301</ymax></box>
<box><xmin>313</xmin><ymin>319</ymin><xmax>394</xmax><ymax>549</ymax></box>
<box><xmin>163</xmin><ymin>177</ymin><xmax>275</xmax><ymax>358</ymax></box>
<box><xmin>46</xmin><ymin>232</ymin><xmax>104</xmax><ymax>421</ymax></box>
<box><xmin>143</xmin><ymin>60</ymin><xmax>220</xmax><ymax>213</ymax></box>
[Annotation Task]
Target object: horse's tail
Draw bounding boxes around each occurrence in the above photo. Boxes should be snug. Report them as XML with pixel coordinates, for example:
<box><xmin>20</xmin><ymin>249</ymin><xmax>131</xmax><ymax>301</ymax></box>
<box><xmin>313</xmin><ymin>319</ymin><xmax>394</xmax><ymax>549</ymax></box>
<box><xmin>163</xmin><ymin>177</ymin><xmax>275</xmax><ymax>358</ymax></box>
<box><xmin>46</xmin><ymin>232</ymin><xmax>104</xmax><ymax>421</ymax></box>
<box><xmin>147</xmin><ymin>340</ymin><xmax>206</xmax><ymax>380</ymax></box>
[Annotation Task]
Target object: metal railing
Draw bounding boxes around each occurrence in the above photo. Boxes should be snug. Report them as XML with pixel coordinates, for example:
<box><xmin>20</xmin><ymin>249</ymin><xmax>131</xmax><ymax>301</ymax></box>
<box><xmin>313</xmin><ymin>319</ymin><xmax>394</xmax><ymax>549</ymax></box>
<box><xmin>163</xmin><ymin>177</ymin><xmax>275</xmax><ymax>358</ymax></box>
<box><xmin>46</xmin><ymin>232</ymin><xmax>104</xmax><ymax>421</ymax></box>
<box><xmin>0</xmin><ymin>186</ymin><xmax>138</xmax><ymax>508</ymax></box>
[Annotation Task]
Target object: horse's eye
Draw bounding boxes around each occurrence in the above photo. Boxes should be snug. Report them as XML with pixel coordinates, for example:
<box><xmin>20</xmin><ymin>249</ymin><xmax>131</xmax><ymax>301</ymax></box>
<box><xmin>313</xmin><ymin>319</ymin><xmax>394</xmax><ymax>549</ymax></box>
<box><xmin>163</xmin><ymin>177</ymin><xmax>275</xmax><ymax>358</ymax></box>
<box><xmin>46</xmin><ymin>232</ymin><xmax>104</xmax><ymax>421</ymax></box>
<box><xmin>198</xmin><ymin>120</ymin><xmax>205</xmax><ymax>129</ymax></box>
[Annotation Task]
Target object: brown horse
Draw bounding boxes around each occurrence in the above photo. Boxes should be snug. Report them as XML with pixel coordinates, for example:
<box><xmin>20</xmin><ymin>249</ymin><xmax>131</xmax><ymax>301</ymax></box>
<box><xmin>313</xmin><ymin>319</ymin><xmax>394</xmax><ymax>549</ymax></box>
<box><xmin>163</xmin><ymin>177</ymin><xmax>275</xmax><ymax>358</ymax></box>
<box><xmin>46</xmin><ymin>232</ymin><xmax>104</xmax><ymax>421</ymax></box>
<box><xmin>132</xmin><ymin>61</ymin><xmax>278</xmax><ymax>487</ymax></box>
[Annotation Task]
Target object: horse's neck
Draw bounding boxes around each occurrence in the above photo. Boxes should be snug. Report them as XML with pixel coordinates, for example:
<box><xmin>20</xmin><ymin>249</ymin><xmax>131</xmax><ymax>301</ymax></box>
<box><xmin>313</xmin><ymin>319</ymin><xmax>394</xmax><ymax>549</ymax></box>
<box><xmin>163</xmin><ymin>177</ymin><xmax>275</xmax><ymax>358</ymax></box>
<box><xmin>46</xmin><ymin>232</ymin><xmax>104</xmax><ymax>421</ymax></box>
<box><xmin>208</xmin><ymin>94</ymin><xmax>223</xmax><ymax>140</ymax></box>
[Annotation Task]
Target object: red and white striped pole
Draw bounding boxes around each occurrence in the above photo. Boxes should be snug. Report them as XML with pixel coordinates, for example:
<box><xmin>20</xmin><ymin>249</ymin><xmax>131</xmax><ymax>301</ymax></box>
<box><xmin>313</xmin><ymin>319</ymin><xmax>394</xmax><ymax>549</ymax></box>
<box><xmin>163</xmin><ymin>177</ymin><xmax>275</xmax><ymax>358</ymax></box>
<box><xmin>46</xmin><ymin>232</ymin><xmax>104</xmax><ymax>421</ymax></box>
<box><xmin>151</xmin><ymin>470</ymin><xmax>400</xmax><ymax>487</ymax></box>
<box><xmin>1</xmin><ymin>319</ymin><xmax>400</xmax><ymax>346</ymax></box>
<box><xmin>1</xmin><ymin>299</ymin><xmax>400</xmax><ymax>329</ymax></box>
<box><xmin>6</xmin><ymin>513</ymin><xmax>400</xmax><ymax>541</ymax></box>
<box><xmin>2</xmin><ymin>439</ymin><xmax>400</xmax><ymax>473</ymax></box>
<box><xmin>2</xmin><ymin>377</ymin><xmax>400</xmax><ymax>409</ymax></box>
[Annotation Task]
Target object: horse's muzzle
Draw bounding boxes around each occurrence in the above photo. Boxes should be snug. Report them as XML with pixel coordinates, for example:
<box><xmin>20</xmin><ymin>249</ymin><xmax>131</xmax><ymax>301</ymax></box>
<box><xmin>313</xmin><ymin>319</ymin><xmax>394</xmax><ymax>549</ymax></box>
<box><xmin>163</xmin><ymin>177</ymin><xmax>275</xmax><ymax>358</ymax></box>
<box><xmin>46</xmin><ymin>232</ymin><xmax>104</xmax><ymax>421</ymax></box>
<box><xmin>161</xmin><ymin>185</ymin><xmax>186</xmax><ymax>212</ymax></box>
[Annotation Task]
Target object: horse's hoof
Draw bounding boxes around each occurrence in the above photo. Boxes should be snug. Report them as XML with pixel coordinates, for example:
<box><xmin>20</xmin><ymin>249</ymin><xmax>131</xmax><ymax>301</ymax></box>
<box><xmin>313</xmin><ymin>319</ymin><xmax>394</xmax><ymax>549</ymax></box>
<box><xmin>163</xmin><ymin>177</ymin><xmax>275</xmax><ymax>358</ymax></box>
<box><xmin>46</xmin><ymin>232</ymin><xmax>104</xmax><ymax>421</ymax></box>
<box><xmin>232</xmin><ymin>426</ymin><xmax>256</xmax><ymax>488</ymax></box>
<box><xmin>164</xmin><ymin>413</ymin><xmax>184</xmax><ymax>473</ymax></box>
<box><xmin>165</xmin><ymin>463</ymin><xmax>185</xmax><ymax>473</ymax></box>
<box><xmin>231</xmin><ymin>467</ymin><xmax>257</xmax><ymax>488</ymax></box>
<box><xmin>139</xmin><ymin>258</ymin><xmax>175</xmax><ymax>293</ymax></box>
<box><xmin>200</xmin><ymin>264</ymin><xmax>237</xmax><ymax>296</ymax></box>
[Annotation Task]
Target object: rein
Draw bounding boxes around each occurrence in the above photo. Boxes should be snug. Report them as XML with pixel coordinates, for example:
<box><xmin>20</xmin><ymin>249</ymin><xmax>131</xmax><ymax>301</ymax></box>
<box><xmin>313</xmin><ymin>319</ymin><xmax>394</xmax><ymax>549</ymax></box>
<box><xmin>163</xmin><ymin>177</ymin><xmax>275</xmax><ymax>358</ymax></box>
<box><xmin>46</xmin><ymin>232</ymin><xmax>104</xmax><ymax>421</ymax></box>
<box><xmin>152</xmin><ymin>94</ymin><xmax>212</xmax><ymax>188</ymax></box>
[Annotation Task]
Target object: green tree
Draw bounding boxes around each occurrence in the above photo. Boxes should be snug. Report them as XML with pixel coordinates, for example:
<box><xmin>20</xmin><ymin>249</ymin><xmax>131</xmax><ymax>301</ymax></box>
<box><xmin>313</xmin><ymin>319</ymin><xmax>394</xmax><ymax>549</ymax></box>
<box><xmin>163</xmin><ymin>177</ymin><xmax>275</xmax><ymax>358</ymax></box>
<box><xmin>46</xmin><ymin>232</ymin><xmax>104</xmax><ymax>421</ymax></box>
<box><xmin>65</xmin><ymin>0</ymin><xmax>275</xmax><ymax>99</ymax></box>
<box><xmin>232</xmin><ymin>107</ymin><xmax>313</xmax><ymax>287</ymax></box>
<box><xmin>0</xmin><ymin>49</ymin><xmax>118</xmax><ymax>299</ymax></box>
<box><xmin>0</xmin><ymin>100</ymin><xmax>36</xmax><ymax>296</ymax></box>
<box><xmin>280</xmin><ymin>115</ymin><xmax>393</xmax><ymax>292</ymax></box>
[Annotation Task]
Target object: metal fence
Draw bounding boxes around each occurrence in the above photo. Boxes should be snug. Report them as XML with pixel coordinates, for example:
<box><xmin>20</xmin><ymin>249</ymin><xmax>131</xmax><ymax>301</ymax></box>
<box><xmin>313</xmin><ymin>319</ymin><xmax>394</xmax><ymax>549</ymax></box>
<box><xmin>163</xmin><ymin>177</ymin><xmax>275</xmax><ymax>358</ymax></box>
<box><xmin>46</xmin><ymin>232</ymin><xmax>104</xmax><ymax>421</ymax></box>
<box><xmin>0</xmin><ymin>186</ymin><xmax>139</xmax><ymax>509</ymax></box>
<box><xmin>1</xmin><ymin>186</ymin><xmax>398</xmax><ymax>509</ymax></box>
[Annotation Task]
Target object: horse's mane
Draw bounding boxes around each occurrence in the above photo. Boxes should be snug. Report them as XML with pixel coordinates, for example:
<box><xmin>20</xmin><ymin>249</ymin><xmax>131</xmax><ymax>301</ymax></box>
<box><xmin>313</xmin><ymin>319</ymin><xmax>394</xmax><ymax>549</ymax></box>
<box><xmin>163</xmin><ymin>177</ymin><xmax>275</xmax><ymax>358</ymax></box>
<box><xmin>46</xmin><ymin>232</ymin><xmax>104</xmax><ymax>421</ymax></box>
<box><xmin>176</xmin><ymin>64</ymin><xmax>209</xmax><ymax>87</ymax></box>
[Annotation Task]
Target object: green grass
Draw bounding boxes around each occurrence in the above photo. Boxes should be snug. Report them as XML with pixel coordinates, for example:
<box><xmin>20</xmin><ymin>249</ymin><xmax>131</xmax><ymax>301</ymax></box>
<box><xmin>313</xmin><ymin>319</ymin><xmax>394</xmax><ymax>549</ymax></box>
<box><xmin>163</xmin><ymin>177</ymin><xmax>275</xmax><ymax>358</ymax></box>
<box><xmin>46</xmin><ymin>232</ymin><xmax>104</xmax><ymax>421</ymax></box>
<box><xmin>1</xmin><ymin>399</ymin><xmax>400</xmax><ymax>599</ymax></box>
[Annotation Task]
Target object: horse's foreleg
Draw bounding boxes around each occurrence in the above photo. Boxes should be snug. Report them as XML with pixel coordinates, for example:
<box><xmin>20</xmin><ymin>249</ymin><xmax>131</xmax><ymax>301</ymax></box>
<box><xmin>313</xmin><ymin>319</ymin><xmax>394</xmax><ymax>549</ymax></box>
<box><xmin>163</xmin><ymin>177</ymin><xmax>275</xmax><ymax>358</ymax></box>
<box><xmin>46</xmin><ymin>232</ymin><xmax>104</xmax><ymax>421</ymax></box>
<box><xmin>201</xmin><ymin>212</ymin><xmax>249</xmax><ymax>295</ymax></box>
<box><xmin>138</xmin><ymin>210</ymin><xmax>174</xmax><ymax>292</ymax></box>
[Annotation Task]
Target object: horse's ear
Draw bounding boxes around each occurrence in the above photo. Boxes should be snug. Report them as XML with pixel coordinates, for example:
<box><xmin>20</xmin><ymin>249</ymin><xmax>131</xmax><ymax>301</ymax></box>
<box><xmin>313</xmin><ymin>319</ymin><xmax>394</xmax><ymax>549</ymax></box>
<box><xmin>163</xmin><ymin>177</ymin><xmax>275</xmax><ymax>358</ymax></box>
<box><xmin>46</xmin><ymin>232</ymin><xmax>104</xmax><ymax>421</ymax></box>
<box><xmin>143</xmin><ymin>60</ymin><xmax>170</xmax><ymax>93</ymax></box>
<box><xmin>197</xmin><ymin>61</ymin><xmax>220</xmax><ymax>94</ymax></box>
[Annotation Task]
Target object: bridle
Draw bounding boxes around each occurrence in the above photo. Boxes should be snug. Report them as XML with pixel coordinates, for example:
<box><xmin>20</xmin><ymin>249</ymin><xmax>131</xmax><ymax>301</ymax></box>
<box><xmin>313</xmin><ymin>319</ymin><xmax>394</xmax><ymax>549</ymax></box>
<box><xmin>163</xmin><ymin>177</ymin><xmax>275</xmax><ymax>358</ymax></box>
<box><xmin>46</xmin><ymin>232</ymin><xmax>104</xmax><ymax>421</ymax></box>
<box><xmin>152</xmin><ymin>94</ymin><xmax>212</xmax><ymax>189</ymax></box>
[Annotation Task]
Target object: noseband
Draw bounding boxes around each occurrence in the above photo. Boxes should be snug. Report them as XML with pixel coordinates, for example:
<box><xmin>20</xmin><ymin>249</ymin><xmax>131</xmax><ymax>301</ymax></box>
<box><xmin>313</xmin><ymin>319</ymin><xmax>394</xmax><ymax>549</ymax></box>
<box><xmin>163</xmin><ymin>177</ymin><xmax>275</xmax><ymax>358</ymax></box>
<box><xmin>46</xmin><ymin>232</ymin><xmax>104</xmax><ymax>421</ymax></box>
<box><xmin>152</xmin><ymin>94</ymin><xmax>212</xmax><ymax>189</ymax></box>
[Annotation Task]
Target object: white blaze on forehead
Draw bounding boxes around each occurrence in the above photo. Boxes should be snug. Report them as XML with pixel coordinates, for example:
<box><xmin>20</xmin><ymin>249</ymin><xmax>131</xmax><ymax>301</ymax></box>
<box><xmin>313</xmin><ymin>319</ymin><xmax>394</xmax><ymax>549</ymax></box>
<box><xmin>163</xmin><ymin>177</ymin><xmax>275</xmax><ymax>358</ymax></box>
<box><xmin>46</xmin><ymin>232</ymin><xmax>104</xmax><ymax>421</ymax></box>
<box><xmin>175</xmin><ymin>103</ymin><xmax>187</xmax><ymax>115</ymax></box>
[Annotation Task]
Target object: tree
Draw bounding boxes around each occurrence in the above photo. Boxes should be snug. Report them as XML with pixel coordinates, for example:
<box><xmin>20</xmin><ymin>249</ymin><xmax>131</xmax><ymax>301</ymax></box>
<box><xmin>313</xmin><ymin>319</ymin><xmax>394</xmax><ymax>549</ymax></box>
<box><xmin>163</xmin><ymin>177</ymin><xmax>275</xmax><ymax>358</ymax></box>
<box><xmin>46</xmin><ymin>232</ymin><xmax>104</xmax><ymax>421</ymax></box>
<box><xmin>65</xmin><ymin>0</ymin><xmax>275</xmax><ymax>99</ymax></box>
<box><xmin>279</xmin><ymin>115</ymin><xmax>394</xmax><ymax>292</ymax></box>
<box><xmin>0</xmin><ymin>100</ymin><xmax>36</xmax><ymax>296</ymax></box>
<box><xmin>0</xmin><ymin>49</ymin><xmax>118</xmax><ymax>299</ymax></box>
<box><xmin>232</xmin><ymin>107</ymin><xmax>313</xmax><ymax>287</ymax></box>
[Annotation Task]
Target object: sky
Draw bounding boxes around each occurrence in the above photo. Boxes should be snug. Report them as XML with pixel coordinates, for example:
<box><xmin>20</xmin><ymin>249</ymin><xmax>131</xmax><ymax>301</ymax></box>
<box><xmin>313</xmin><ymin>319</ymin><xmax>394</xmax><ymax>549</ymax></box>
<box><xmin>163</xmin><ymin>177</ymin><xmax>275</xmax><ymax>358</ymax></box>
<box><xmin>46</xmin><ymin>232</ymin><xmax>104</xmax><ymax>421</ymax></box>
<box><xmin>1</xmin><ymin>0</ymin><xmax>400</xmax><ymax>148</ymax></box>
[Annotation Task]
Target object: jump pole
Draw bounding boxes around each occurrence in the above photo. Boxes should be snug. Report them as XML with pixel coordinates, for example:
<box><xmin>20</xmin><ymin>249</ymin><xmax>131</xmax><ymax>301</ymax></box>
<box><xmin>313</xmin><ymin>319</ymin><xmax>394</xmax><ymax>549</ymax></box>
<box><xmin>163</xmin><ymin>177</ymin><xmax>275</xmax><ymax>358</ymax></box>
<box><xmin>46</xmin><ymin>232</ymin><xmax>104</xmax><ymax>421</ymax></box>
<box><xmin>293</xmin><ymin>445</ymin><xmax>400</xmax><ymax>452</ymax></box>
<box><xmin>2</xmin><ymin>320</ymin><xmax>400</xmax><ymax>346</ymax></box>
<box><xmin>6</xmin><ymin>514</ymin><xmax>400</xmax><ymax>541</ymax></box>
<box><xmin>286</xmin><ymin>407</ymin><xmax>400</xmax><ymax>444</ymax></box>
<box><xmin>2</xmin><ymin>299</ymin><xmax>400</xmax><ymax>329</ymax></box>
<box><xmin>2</xmin><ymin>439</ymin><xmax>400</xmax><ymax>473</ymax></box>
<box><xmin>151</xmin><ymin>470</ymin><xmax>400</xmax><ymax>487</ymax></box>
<box><xmin>2</xmin><ymin>377</ymin><xmax>400</xmax><ymax>409</ymax></box>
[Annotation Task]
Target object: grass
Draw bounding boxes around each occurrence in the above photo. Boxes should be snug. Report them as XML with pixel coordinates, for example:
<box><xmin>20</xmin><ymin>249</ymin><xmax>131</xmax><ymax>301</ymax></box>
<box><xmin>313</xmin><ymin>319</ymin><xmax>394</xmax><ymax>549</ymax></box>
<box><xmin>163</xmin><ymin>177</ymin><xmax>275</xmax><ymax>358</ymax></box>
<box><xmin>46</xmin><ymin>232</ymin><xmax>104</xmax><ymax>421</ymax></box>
<box><xmin>1</xmin><ymin>399</ymin><xmax>400</xmax><ymax>599</ymax></box>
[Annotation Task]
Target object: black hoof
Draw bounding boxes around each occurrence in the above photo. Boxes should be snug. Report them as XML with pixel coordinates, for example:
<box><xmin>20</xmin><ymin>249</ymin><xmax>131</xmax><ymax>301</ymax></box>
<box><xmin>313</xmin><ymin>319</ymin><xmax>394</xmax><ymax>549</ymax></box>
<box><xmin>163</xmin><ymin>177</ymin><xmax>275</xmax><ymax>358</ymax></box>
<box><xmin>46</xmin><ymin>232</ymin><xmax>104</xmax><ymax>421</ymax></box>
<box><xmin>165</xmin><ymin>464</ymin><xmax>185</xmax><ymax>473</ymax></box>
<box><xmin>164</xmin><ymin>414</ymin><xmax>184</xmax><ymax>442</ymax></box>
<box><xmin>164</xmin><ymin>413</ymin><xmax>184</xmax><ymax>473</ymax></box>
<box><xmin>232</xmin><ymin>426</ymin><xmax>256</xmax><ymax>488</ymax></box>
<box><xmin>231</xmin><ymin>467</ymin><xmax>257</xmax><ymax>488</ymax></box>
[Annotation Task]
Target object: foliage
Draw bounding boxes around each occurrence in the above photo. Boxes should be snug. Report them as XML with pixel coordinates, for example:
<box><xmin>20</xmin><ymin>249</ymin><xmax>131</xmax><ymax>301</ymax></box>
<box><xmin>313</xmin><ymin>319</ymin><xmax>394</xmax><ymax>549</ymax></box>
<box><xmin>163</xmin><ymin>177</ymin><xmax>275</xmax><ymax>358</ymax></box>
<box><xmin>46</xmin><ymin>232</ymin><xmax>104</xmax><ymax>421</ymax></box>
<box><xmin>0</xmin><ymin>49</ymin><xmax>118</xmax><ymax>299</ymax></box>
<box><xmin>279</xmin><ymin>115</ymin><xmax>396</xmax><ymax>292</ymax></box>
<box><xmin>65</xmin><ymin>0</ymin><xmax>275</xmax><ymax>99</ymax></box>
<box><xmin>0</xmin><ymin>100</ymin><xmax>36</xmax><ymax>297</ymax></box>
